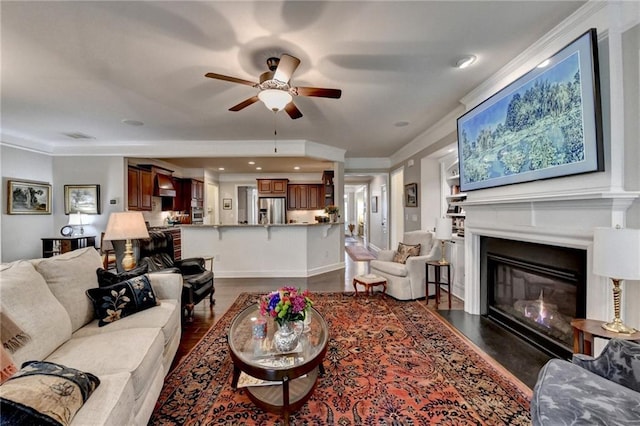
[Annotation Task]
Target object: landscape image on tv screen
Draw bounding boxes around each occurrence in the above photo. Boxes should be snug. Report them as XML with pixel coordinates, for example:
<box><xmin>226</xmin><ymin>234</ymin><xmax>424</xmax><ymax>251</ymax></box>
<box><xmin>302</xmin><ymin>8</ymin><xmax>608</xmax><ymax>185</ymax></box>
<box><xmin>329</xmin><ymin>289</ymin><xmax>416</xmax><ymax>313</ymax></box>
<box><xmin>457</xmin><ymin>29</ymin><xmax>602</xmax><ymax>192</ymax></box>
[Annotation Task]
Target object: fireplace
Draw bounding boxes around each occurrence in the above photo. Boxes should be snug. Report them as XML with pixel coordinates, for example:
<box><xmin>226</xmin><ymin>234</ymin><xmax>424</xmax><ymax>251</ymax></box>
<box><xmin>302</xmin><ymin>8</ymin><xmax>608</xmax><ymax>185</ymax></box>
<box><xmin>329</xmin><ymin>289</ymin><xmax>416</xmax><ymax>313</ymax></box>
<box><xmin>481</xmin><ymin>237</ymin><xmax>586</xmax><ymax>359</ymax></box>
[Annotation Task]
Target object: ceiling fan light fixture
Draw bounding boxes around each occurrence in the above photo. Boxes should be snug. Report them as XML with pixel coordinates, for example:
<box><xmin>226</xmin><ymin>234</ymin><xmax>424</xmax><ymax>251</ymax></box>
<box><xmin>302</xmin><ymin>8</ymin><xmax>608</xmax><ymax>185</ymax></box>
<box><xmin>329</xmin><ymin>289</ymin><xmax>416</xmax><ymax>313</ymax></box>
<box><xmin>258</xmin><ymin>89</ymin><xmax>292</xmax><ymax>112</ymax></box>
<box><xmin>456</xmin><ymin>55</ymin><xmax>477</xmax><ymax>69</ymax></box>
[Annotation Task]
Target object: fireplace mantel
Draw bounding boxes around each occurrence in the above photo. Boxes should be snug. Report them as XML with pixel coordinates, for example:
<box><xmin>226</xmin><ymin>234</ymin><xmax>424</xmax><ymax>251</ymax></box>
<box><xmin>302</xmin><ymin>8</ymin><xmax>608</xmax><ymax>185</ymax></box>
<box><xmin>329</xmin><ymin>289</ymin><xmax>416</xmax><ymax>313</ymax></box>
<box><xmin>462</xmin><ymin>190</ymin><xmax>639</xmax><ymax>329</ymax></box>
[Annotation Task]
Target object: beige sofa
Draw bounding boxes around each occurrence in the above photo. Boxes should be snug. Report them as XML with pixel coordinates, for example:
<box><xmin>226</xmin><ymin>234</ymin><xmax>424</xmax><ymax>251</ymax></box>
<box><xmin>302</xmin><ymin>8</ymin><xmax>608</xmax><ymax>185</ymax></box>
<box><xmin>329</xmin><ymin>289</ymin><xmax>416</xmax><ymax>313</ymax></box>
<box><xmin>0</xmin><ymin>247</ymin><xmax>182</xmax><ymax>425</ymax></box>
<box><xmin>370</xmin><ymin>230</ymin><xmax>440</xmax><ymax>300</ymax></box>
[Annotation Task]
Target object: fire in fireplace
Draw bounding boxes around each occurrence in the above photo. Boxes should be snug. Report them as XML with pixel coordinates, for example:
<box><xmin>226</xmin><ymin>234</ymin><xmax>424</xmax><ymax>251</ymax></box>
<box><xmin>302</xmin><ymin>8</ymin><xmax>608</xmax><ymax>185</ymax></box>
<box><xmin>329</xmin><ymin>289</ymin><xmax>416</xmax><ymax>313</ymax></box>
<box><xmin>481</xmin><ymin>237</ymin><xmax>586</xmax><ymax>359</ymax></box>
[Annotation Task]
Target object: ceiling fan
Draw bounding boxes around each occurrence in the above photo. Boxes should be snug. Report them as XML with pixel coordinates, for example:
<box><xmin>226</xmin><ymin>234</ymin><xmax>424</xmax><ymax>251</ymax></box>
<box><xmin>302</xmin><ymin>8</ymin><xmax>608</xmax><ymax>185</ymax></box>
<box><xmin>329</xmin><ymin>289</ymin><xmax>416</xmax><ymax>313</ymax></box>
<box><xmin>205</xmin><ymin>54</ymin><xmax>341</xmax><ymax>119</ymax></box>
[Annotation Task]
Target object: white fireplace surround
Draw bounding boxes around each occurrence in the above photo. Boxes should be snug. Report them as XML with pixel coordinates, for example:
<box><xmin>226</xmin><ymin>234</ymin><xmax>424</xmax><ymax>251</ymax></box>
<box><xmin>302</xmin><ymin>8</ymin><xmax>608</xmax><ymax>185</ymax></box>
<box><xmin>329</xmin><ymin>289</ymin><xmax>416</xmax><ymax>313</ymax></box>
<box><xmin>463</xmin><ymin>191</ymin><xmax>638</xmax><ymax>330</ymax></box>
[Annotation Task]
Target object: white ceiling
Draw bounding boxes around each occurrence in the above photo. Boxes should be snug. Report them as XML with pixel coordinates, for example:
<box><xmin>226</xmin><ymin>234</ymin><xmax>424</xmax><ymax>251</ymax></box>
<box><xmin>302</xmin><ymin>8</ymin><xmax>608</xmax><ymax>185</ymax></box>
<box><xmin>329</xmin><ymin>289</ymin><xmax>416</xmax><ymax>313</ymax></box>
<box><xmin>1</xmin><ymin>1</ymin><xmax>585</xmax><ymax>171</ymax></box>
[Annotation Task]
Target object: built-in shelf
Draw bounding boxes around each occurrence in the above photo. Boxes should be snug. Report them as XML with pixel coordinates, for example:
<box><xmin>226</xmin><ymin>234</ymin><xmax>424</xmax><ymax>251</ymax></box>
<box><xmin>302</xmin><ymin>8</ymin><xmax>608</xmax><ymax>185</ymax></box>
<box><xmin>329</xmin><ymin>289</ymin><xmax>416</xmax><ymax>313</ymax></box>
<box><xmin>442</xmin><ymin>156</ymin><xmax>466</xmax><ymax>237</ymax></box>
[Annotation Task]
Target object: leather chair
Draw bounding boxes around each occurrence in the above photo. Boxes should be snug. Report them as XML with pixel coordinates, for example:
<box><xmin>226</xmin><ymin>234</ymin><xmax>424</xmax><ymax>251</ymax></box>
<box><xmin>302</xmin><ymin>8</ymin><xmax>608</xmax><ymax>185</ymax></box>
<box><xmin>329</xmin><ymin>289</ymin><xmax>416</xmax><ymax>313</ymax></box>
<box><xmin>113</xmin><ymin>230</ymin><xmax>214</xmax><ymax>321</ymax></box>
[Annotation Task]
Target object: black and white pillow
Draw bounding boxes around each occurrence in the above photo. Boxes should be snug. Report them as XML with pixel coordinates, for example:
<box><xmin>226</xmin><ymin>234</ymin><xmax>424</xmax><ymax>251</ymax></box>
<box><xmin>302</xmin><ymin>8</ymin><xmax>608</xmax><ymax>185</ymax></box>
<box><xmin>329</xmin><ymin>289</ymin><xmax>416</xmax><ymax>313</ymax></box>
<box><xmin>86</xmin><ymin>274</ymin><xmax>159</xmax><ymax>326</ymax></box>
<box><xmin>0</xmin><ymin>360</ymin><xmax>100</xmax><ymax>426</ymax></box>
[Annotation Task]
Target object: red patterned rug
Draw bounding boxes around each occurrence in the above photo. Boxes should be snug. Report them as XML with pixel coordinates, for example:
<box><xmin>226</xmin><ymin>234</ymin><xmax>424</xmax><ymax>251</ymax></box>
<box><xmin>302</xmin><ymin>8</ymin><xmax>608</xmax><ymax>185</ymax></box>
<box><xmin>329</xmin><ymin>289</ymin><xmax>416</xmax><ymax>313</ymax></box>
<box><xmin>151</xmin><ymin>293</ymin><xmax>532</xmax><ymax>425</ymax></box>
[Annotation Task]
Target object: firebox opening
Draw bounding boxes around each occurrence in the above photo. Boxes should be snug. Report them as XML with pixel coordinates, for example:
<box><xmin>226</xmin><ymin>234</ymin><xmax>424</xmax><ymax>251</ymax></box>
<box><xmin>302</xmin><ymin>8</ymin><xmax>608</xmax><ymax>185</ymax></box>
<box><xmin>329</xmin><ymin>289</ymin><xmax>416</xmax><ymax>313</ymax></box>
<box><xmin>481</xmin><ymin>237</ymin><xmax>586</xmax><ymax>360</ymax></box>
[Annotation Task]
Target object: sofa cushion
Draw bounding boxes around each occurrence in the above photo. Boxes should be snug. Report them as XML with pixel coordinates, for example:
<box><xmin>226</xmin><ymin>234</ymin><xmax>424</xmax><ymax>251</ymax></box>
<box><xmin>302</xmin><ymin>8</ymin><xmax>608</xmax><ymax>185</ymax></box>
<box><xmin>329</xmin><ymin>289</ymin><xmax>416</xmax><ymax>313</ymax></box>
<box><xmin>71</xmin><ymin>372</ymin><xmax>135</xmax><ymax>426</ymax></box>
<box><xmin>392</xmin><ymin>242</ymin><xmax>421</xmax><ymax>264</ymax></box>
<box><xmin>0</xmin><ymin>360</ymin><xmax>99</xmax><ymax>426</ymax></box>
<box><xmin>0</xmin><ymin>261</ymin><xmax>72</xmax><ymax>367</ymax></box>
<box><xmin>73</xmin><ymin>299</ymin><xmax>179</xmax><ymax>347</ymax></box>
<box><xmin>32</xmin><ymin>247</ymin><xmax>103</xmax><ymax>332</ymax></box>
<box><xmin>370</xmin><ymin>259</ymin><xmax>408</xmax><ymax>277</ymax></box>
<box><xmin>96</xmin><ymin>264</ymin><xmax>148</xmax><ymax>288</ymax></box>
<box><xmin>86</xmin><ymin>274</ymin><xmax>160</xmax><ymax>327</ymax></box>
<box><xmin>46</xmin><ymin>328</ymin><xmax>164</xmax><ymax>404</ymax></box>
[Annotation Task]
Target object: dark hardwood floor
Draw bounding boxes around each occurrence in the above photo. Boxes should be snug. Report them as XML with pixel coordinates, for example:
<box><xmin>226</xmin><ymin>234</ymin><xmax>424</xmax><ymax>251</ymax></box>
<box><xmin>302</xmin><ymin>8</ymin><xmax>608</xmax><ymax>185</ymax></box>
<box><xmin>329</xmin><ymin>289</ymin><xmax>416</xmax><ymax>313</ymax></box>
<box><xmin>173</xmin><ymin>237</ymin><xmax>550</xmax><ymax>389</ymax></box>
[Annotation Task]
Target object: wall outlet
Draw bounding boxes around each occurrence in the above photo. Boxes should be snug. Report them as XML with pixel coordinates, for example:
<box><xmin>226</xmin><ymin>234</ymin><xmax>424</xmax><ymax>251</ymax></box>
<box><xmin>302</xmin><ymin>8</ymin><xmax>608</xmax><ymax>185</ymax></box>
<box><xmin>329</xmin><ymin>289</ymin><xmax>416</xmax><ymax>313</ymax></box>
<box><xmin>109</xmin><ymin>199</ymin><xmax>117</xmax><ymax>205</ymax></box>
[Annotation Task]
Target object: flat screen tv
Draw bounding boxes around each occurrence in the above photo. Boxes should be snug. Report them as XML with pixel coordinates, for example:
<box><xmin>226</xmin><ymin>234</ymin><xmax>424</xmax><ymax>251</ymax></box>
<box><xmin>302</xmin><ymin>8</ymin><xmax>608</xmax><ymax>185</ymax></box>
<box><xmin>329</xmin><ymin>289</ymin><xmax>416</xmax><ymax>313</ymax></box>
<box><xmin>456</xmin><ymin>28</ymin><xmax>604</xmax><ymax>192</ymax></box>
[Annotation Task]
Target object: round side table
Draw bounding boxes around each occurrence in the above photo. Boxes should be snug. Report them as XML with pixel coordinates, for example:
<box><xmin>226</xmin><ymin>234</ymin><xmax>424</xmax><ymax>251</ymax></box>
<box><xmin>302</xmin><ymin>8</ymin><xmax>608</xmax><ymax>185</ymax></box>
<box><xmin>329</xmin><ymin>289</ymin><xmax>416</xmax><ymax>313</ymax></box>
<box><xmin>571</xmin><ymin>318</ymin><xmax>640</xmax><ymax>356</ymax></box>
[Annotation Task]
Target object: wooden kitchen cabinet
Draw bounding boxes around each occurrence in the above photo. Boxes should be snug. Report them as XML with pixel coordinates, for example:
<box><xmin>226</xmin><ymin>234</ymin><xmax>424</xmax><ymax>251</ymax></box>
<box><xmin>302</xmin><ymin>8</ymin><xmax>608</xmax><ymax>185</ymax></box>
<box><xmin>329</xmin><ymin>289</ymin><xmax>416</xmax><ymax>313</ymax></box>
<box><xmin>128</xmin><ymin>166</ymin><xmax>153</xmax><ymax>211</ymax></box>
<box><xmin>287</xmin><ymin>184</ymin><xmax>324</xmax><ymax>210</ymax></box>
<box><xmin>257</xmin><ymin>179</ymin><xmax>288</xmax><ymax>196</ymax></box>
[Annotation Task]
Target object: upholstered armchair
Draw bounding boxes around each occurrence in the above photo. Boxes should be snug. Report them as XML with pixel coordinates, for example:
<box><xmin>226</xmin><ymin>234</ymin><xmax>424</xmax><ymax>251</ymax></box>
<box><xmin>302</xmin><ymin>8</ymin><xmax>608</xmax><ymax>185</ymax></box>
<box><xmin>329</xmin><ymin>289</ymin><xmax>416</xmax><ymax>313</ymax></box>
<box><xmin>370</xmin><ymin>230</ymin><xmax>440</xmax><ymax>300</ymax></box>
<box><xmin>113</xmin><ymin>230</ymin><xmax>214</xmax><ymax>321</ymax></box>
<box><xmin>531</xmin><ymin>338</ymin><xmax>640</xmax><ymax>425</ymax></box>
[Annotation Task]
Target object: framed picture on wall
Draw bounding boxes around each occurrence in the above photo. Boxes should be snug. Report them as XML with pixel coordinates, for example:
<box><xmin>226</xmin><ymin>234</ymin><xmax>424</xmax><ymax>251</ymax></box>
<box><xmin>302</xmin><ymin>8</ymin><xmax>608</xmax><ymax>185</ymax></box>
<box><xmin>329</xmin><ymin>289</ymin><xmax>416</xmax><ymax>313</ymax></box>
<box><xmin>7</xmin><ymin>179</ymin><xmax>52</xmax><ymax>214</ymax></box>
<box><xmin>64</xmin><ymin>184</ymin><xmax>101</xmax><ymax>214</ymax></box>
<box><xmin>404</xmin><ymin>183</ymin><xmax>418</xmax><ymax>207</ymax></box>
<box><xmin>223</xmin><ymin>198</ymin><xmax>232</xmax><ymax>210</ymax></box>
<box><xmin>371</xmin><ymin>196</ymin><xmax>378</xmax><ymax>213</ymax></box>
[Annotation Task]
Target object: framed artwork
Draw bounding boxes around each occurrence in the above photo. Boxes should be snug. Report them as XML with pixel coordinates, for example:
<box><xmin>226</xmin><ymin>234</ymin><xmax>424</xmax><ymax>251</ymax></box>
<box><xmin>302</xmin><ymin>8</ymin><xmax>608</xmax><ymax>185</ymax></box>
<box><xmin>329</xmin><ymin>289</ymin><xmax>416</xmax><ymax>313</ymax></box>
<box><xmin>222</xmin><ymin>198</ymin><xmax>232</xmax><ymax>210</ymax></box>
<box><xmin>404</xmin><ymin>183</ymin><xmax>418</xmax><ymax>207</ymax></box>
<box><xmin>7</xmin><ymin>179</ymin><xmax>52</xmax><ymax>214</ymax></box>
<box><xmin>64</xmin><ymin>184</ymin><xmax>100</xmax><ymax>214</ymax></box>
<box><xmin>457</xmin><ymin>28</ymin><xmax>603</xmax><ymax>192</ymax></box>
<box><xmin>371</xmin><ymin>196</ymin><xmax>379</xmax><ymax>213</ymax></box>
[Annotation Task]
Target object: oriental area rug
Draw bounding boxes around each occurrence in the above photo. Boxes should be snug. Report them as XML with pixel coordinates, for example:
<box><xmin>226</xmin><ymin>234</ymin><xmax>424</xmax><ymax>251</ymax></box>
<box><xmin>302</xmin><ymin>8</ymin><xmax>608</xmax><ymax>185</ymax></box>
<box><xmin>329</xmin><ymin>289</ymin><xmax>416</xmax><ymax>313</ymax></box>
<box><xmin>345</xmin><ymin>245</ymin><xmax>377</xmax><ymax>261</ymax></box>
<box><xmin>151</xmin><ymin>293</ymin><xmax>532</xmax><ymax>425</ymax></box>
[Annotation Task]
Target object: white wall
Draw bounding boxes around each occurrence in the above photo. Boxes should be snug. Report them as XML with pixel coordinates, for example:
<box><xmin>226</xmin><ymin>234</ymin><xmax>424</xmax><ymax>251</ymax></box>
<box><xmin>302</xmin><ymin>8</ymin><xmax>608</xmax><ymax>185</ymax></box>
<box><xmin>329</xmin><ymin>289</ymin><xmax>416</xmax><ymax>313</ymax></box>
<box><xmin>1</xmin><ymin>145</ymin><xmax>54</xmax><ymax>261</ymax></box>
<box><xmin>368</xmin><ymin>174</ymin><xmax>389</xmax><ymax>251</ymax></box>
<box><xmin>420</xmin><ymin>156</ymin><xmax>441</xmax><ymax>232</ymax></box>
<box><xmin>53</xmin><ymin>156</ymin><xmax>125</xmax><ymax>242</ymax></box>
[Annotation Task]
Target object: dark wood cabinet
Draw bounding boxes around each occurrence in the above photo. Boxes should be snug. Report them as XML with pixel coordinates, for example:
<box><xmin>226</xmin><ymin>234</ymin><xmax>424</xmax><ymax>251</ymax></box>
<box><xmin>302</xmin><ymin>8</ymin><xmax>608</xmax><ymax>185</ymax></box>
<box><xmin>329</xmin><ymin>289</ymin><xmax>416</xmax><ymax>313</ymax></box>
<box><xmin>42</xmin><ymin>236</ymin><xmax>96</xmax><ymax>258</ymax></box>
<box><xmin>322</xmin><ymin>170</ymin><xmax>335</xmax><ymax>208</ymax></box>
<box><xmin>257</xmin><ymin>179</ymin><xmax>288</xmax><ymax>196</ymax></box>
<box><xmin>287</xmin><ymin>184</ymin><xmax>324</xmax><ymax>210</ymax></box>
<box><xmin>128</xmin><ymin>166</ymin><xmax>152</xmax><ymax>211</ymax></box>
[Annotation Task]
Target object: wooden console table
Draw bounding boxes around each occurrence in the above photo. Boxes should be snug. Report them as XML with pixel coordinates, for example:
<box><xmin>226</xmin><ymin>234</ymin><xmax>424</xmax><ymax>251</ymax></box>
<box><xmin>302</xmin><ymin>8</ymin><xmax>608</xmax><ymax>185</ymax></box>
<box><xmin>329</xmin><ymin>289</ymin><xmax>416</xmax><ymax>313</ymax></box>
<box><xmin>571</xmin><ymin>318</ymin><xmax>640</xmax><ymax>356</ymax></box>
<box><xmin>42</xmin><ymin>236</ymin><xmax>96</xmax><ymax>258</ymax></box>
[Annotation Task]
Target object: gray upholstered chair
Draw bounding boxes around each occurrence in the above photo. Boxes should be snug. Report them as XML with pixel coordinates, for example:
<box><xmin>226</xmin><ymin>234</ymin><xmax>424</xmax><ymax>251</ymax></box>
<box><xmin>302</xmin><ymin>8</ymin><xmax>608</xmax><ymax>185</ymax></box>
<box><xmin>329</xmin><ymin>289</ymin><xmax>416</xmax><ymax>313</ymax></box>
<box><xmin>531</xmin><ymin>338</ymin><xmax>640</xmax><ymax>425</ymax></box>
<box><xmin>369</xmin><ymin>230</ymin><xmax>440</xmax><ymax>300</ymax></box>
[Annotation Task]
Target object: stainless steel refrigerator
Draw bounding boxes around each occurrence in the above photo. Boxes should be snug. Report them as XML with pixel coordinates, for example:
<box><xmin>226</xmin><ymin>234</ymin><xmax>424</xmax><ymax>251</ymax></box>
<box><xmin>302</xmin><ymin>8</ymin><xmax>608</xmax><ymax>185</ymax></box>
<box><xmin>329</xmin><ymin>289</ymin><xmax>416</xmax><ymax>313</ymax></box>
<box><xmin>258</xmin><ymin>197</ymin><xmax>286</xmax><ymax>224</ymax></box>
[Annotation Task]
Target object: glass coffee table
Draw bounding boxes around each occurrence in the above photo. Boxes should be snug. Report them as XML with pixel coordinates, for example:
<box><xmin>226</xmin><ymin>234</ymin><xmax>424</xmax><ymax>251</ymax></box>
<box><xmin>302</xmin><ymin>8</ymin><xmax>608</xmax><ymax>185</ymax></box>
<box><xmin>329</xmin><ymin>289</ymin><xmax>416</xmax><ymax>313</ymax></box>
<box><xmin>228</xmin><ymin>304</ymin><xmax>329</xmax><ymax>425</ymax></box>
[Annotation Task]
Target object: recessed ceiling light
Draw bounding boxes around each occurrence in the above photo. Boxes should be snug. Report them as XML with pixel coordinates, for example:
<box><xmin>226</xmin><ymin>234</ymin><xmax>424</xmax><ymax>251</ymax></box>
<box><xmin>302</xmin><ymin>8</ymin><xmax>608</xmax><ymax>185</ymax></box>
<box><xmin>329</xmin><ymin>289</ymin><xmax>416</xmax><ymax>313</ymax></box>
<box><xmin>218</xmin><ymin>167</ymin><xmax>225</xmax><ymax>171</ymax></box>
<box><xmin>455</xmin><ymin>55</ymin><xmax>477</xmax><ymax>69</ymax></box>
<box><xmin>394</xmin><ymin>121</ymin><xmax>410</xmax><ymax>127</ymax></box>
<box><xmin>294</xmin><ymin>166</ymin><xmax>300</xmax><ymax>170</ymax></box>
<box><xmin>248</xmin><ymin>161</ymin><xmax>256</xmax><ymax>165</ymax></box>
<box><xmin>121</xmin><ymin>119</ymin><xmax>144</xmax><ymax>126</ymax></box>
<box><xmin>537</xmin><ymin>59</ymin><xmax>551</xmax><ymax>68</ymax></box>
<box><xmin>256</xmin><ymin>167</ymin><xmax>262</xmax><ymax>170</ymax></box>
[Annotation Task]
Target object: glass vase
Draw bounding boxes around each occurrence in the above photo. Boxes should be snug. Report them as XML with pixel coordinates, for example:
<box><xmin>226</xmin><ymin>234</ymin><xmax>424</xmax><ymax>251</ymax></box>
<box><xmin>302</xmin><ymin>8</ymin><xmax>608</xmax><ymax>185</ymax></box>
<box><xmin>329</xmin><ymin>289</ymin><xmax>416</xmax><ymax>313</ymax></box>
<box><xmin>273</xmin><ymin>321</ymin><xmax>299</xmax><ymax>353</ymax></box>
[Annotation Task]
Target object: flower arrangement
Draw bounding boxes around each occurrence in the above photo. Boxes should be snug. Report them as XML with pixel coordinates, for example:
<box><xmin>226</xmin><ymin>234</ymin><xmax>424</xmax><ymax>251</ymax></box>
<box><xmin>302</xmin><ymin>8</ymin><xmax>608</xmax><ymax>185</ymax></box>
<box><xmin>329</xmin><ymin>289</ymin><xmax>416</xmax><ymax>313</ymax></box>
<box><xmin>324</xmin><ymin>205</ymin><xmax>339</xmax><ymax>215</ymax></box>
<box><xmin>260</xmin><ymin>286</ymin><xmax>313</xmax><ymax>326</ymax></box>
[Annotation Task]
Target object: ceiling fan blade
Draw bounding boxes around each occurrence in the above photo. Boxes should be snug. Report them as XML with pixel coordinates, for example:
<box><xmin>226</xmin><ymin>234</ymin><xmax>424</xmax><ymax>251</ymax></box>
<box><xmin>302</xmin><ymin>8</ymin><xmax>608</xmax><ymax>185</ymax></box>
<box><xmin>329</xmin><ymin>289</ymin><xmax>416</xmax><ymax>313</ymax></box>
<box><xmin>273</xmin><ymin>54</ymin><xmax>301</xmax><ymax>83</ymax></box>
<box><xmin>205</xmin><ymin>72</ymin><xmax>257</xmax><ymax>87</ymax></box>
<box><xmin>294</xmin><ymin>87</ymin><xmax>342</xmax><ymax>99</ymax></box>
<box><xmin>285</xmin><ymin>102</ymin><xmax>303</xmax><ymax>119</ymax></box>
<box><xmin>229</xmin><ymin>96</ymin><xmax>259</xmax><ymax>111</ymax></box>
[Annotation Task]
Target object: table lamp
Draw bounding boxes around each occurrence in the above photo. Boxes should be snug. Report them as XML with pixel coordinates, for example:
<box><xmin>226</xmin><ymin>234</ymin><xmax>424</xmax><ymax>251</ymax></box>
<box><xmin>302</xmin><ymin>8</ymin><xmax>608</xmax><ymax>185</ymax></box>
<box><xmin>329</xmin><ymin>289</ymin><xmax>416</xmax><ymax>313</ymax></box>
<box><xmin>103</xmin><ymin>212</ymin><xmax>149</xmax><ymax>271</ymax></box>
<box><xmin>435</xmin><ymin>217</ymin><xmax>453</xmax><ymax>265</ymax></box>
<box><xmin>68</xmin><ymin>212</ymin><xmax>84</xmax><ymax>236</ymax></box>
<box><xmin>592</xmin><ymin>226</ymin><xmax>640</xmax><ymax>334</ymax></box>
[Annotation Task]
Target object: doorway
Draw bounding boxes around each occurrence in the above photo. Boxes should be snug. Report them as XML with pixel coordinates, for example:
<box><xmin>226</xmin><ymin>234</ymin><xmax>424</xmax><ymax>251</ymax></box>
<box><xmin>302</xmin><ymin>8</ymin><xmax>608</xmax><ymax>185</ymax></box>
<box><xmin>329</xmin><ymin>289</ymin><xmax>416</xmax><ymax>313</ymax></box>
<box><xmin>206</xmin><ymin>183</ymin><xmax>219</xmax><ymax>225</ymax></box>
<box><xmin>390</xmin><ymin>167</ymin><xmax>404</xmax><ymax>249</ymax></box>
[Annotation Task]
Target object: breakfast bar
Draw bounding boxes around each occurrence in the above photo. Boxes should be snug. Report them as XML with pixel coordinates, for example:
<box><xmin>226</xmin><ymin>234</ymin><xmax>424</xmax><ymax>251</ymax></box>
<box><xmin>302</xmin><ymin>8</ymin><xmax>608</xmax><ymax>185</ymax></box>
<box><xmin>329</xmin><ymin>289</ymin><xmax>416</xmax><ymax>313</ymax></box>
<box><xmin>181</xmin><ymin>223</ymin><xmax>344</xmax><ymax>278</ymax></box>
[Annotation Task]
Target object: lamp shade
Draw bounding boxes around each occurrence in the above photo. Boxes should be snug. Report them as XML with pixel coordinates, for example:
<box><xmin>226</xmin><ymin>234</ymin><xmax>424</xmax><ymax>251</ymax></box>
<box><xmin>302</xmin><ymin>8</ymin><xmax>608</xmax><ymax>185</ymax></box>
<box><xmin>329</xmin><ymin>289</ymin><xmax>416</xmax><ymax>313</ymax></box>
<box><xmin>593</xmin><ymin>227</ymin><xmax>640</xmax><ymax>280</ymax></box>
<box><xmin>103</xmin><ymin>212</ymin><xmax>149</xmax><ymax>241</ymax></box>
<box><xmin>68</xmin><ymin>212</ymin><xmax>83</xmax><ymax>226</ymax></box>
<box><xmin>258</xmin><ymin>89</ymin><xmax>292</xmax><ymax>111</ymax></box>
<box><xmin>435</xmin><ymin>217</ymin><xmax>453</xmax><ymax>241</ymax></box>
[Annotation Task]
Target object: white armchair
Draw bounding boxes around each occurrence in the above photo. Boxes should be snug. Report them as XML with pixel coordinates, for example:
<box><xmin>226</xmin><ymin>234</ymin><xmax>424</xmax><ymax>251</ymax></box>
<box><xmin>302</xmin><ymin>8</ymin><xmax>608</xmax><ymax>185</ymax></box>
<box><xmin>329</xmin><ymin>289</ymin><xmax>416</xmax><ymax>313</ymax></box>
<box><xmin>370</xmin><ymin>230</ymin><xmax>440</xmax><ymax>300</ymax></box>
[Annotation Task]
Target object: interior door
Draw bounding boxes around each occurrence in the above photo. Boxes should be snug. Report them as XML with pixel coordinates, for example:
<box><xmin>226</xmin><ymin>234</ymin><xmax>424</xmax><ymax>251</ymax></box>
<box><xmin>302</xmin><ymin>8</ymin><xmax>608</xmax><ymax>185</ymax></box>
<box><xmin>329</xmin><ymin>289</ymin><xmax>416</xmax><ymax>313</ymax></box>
<box><xmin>206</xmin><ymin>182</ymin><xmax>219</xmax><ymax>225</ymax></box>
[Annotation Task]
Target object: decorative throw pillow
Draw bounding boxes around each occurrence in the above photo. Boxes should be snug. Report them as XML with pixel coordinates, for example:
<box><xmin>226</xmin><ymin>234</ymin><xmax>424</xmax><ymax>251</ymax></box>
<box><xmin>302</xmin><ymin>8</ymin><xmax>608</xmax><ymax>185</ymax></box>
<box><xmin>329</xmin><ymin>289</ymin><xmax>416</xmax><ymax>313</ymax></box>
<box><xmin>96</xmin><ymin>264</ymin><xmax>148</xmax><ymax>287</ymax></box>
<box><xmin>86</xmin><ymin>274</ymin><xmax>159</xmax><ymax>327</ymax></box>
<box><xmin>392</xmin><ymin>242</ymin><xmax>421</xmax><ymax>264</ymax></box>
<box><xmin>0</xmin><ymin>360</ymin><xmax>100</xmax><ymax>426</ymax></box>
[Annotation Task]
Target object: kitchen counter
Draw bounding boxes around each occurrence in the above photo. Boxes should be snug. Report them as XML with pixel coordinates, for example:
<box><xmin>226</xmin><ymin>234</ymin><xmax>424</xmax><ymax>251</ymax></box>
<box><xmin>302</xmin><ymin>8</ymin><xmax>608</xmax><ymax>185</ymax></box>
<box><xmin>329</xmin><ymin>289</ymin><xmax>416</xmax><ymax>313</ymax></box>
<box><xmin>181</xmin><ymin>222</ymin><xmax>344</xmax><ymax>278</ymax></box>
<box><xmin>182</xmin><ymin>222</ymin><xmax>342</xmax><ymax>228</ymax></box>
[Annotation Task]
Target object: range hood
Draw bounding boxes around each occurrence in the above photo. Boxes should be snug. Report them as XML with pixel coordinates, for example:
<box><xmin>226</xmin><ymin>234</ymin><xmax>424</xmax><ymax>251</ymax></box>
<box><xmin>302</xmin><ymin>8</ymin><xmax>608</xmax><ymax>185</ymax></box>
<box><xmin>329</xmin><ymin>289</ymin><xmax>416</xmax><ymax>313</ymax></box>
<box><xmin>154</xmin><ymin>173</ymin><xmax>176</xmax><ymax>197</ymax></box>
